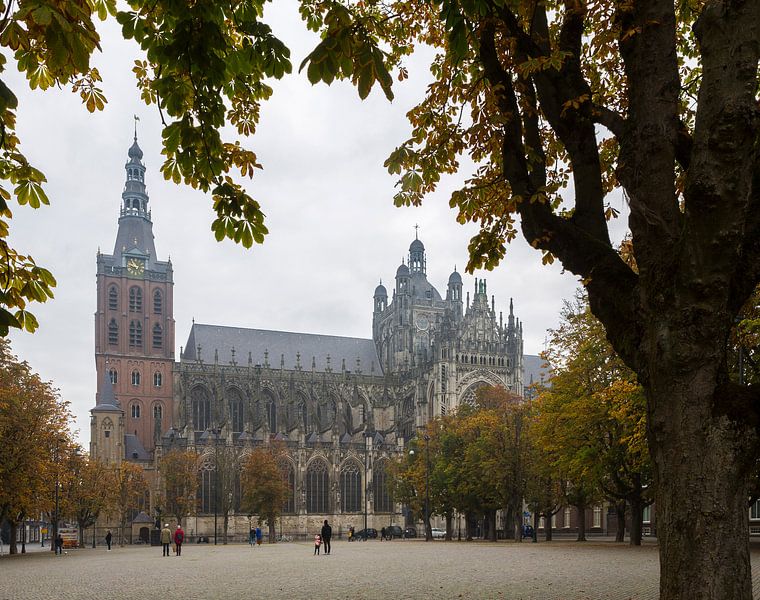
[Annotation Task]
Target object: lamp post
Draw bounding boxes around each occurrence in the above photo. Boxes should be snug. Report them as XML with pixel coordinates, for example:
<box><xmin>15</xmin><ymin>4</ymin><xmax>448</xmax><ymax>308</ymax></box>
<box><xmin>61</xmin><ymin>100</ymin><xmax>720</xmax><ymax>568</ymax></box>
<box><xmin>51</xmin><ymin>439</ymin><xmax>61</xmax><ymax>553</ymax></box>
<box><xmin>363</xmin><ymin>431</ymin><xmax>371</xmax><ymax>535</ymax></box>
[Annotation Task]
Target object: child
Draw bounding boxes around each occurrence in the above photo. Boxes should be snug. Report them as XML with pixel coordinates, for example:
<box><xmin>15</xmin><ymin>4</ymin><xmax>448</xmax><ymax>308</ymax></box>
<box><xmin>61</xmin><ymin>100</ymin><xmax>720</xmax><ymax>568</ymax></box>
<box><xmin>314</xmin><ymin>533</ymin><xmax>322</xmax><ymax>555</ymax></box>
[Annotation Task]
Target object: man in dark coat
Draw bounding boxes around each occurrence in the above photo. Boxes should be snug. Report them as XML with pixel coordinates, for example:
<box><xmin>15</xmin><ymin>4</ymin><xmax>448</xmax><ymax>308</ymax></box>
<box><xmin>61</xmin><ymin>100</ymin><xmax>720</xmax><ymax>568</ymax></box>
<box><xmin>320</xmin><ymin>520</ymin><xmax>332</xmax><ymax>555</ymax></box>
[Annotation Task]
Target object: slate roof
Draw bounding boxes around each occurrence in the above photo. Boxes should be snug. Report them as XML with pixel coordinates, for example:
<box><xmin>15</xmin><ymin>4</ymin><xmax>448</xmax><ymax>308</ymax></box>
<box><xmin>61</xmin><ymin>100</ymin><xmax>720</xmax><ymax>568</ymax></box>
<box><xmin>523</xmin><ymin>354</ymin><xmax>551</xmax><ymax>389</ymax></box>
<box><xmin>182</xmin><ymin>323</ymin><xmax>383</xmax><ymax>376</ymax></box>
<box><xmin>131</xmin><ymin>511</ymin><xmax>153</xmax><ymax>524</ymax></box>
<box><xmin>124</xmin><ymin>434</ymin><xmax>151</xmax><ymax>461</ymax></box>
<box><xmin>92</xmin><ymin>372</ymin><xmax>121</xmax><ymax>413</ymax></box>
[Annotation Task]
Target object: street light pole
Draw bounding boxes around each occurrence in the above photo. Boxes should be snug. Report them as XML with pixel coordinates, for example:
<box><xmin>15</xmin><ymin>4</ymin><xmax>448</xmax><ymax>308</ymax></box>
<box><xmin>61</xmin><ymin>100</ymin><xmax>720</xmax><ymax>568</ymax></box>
<box><xmin>52</xmin><ymin>439</ymin><xmax>60</xmax><ymax>553</ymax></box>
<box><xmin>214</xmin><ymin>431</ymin><xmax>219</xmax><ymax>546</ymax></box>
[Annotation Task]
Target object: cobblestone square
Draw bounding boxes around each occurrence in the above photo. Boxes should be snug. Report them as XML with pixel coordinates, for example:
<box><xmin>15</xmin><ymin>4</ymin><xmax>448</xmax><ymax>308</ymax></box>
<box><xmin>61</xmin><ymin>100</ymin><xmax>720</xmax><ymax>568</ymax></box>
<box><xmin>3</xmin><ymin>539</ymin><xmax>760</xmax><ymax>600</ymax></box>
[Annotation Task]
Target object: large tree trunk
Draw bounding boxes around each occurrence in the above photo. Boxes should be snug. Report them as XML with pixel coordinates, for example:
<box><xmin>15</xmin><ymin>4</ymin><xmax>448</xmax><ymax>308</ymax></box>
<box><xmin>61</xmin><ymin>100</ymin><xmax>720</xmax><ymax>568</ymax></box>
<box><xmin>9</xmin><ymin>521</ymin><xmax>17</xmax><ymax>554</ymax></box>
<box><xmin>649</xmin><ymin>372</ymin><xmax>755</xmax><ymax>600</ymax></box>
<box><xmin>223</xmin><ymin>513</ymin><xmax>229</xmax><ymax>545</ymax></box>
<box><xmin>615</xmin><ymin>501</ymin><xmax>626</xmax><ymax>543</ymax></box>
<box><xmin>465</xmin><ymin>512</ymin><xmax>474</xmax><ymax>541</ymax></box>
<box><xmin>543</xmin><ymin>513</ymin><xmax>552</xmax><ymax>542</ymax></box>
<box><xmin>575</xmin><ymin>504</ymin><xmax>586</xmax><ymax>542</ymax></box>
<box><xmin>629</xmin><ymin>497</ymin><xmax>643</xmax><ymax>547</ymax></box>
<box><xmin>445</xmin><ymin>513</ymin><xmax>453</xmax><ymax>541</ymax></box>
<box><xmin>268</xmin><ymin>520</ymin><xmax>276</xmax><ymax>543</ymax></box>
<box><xmin>488</xmin><ymin>509</ymin><xmax>497</xmax><ymax>541</ymax></box>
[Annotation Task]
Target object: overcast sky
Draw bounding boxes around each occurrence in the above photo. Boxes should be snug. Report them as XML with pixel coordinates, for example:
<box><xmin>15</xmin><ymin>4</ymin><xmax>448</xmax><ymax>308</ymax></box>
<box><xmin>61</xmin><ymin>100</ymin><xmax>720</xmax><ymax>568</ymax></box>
<box><xmin>6</xmin><ymin>1</ymin><xmax>627</xmax><ymax>448</ymax></box>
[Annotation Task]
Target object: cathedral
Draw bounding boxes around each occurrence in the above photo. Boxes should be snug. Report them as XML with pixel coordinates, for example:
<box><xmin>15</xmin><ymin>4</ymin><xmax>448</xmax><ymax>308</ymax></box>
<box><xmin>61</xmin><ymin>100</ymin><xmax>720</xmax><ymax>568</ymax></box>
<box><xmin>90</xmin><ymin>136</ymin><xmax>544</xmax><ymax>539</ymax></box>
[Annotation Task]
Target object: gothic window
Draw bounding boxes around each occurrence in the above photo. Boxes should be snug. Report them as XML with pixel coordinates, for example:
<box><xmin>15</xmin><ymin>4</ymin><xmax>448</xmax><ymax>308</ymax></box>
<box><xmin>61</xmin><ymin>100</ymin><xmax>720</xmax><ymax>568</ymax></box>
<box><xmin>108</xmin><ymin>319</ymin><xmax>118</xmax><ymax>345</ymax></box>
<box><xmin>108</xmin><ymin>286</ymin><xmax>118</xmax><ymax>310</ymax></box>
<box><xmin>192</xmin><ymin>386</ymin><xmax>211</xmax><ymax>433</ymax></box>
<box><xmin>358</xmin><ymin>404</ymin><xmax>365</xmax><ymax>424</ymax></box>
<box><xmin>228</xmin><ymin>388</ymin><xmax>245</xmax><ymax>434</ymax></box>
<box><xmin>108</xmin><ymin>368</ymin><xmax>118</xmax><ymax>384</ymax></box>
<box><xmin>153</xmin><ymin>404</ymin><xmax>162</xmax><ymax>420</ymax></box>
<box><xmin>152</xmin><ymin>323</ymin><xmax>162</xmax><ymax>349</ymax></box>
<box><xmin>340</xmin><ymin>462</ymin><xmax>361</xmax><ymax>513</ymax></box>
<box><xmin>264</xmin><ymin>390</ymin><xmax>277</xmax><ymax>433</ymax></box>
<box><xmin>131</xmin><ymin>403</ymin><xmax>140</xmax><ymax>418</ymax></box>
<box><xmin>198</xmin><ymin>467</ymin><xmax>215</xmax><ymax>514</ymax></box>
<box><xmin>153</xmin><ymin>372</ymin><xmax>162</xmax><ymax>387</ymax></box>
<box><xmin>280</xmin><ymin>461</ymin><xmax>296</xmax><ymax>514</ymax></box>
<box><xmin>306</xmin><ymin>459</ymin><xmax>329</xmax><ymax>514</ymax></box>
<box><xmin>131</xmin><ymin>370</ymin><xmax>141</xmax><ymax>386</ymax></box>
<box><xmin>317</xmin><ymin>398</ymin><xmax>336</xmax><ymax>432</ymax></box>
<box><xmin>129</xmin><ymin>287</ymin><xmax>142</xmax><ymax>312</ymax></box>
<box><xmin>129</xmin><ymin>320</ymin><xmax>142</xmax><ymax>348</ymax></box>
<box><xmin>153</xmin><ymin>290</ymin><xmax>162</xmax><ymax>314</ymax></box>
<box><xmin>373</xmin><ymin>459</ymin><xmax>393</xmax><ymax>513</ymax></box>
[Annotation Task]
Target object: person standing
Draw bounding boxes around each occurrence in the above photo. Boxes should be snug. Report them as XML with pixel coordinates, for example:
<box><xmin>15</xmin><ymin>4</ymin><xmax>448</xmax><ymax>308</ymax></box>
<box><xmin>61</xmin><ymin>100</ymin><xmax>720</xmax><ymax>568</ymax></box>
<box><xmin>320</xmin><ymin>520</ymin><xmax>332</xmax><ymax>555</ymax></box>
<box><xmin>105</xmin><ymin>530</ymin><xmax>112</xmax><ymax>551</ymax></box>
<box><xmin>249</xmin><ymin>527</ymin><xmax>255</xmax><ymax>546</ymax></box>
<box><xmin>161</xmin><ymin>524</ymin><xmax>171</xmax><ymax>557</ymax></box>
<box><xmin>255</xmin><ymin>526</ymin><xmax>262</xmax><ymax>547</ymax></box>
<box><xmin>313</xmin><ymin>533</ymin><xmax>321</xmax><ymax>555</ymax></box>
<box><xmin>55</xmin><ymin>534</ymin><xmax>63</xmax><ymax>555</ymax></box>
<box><xmin>380</xmin><ymin>527</ymin><xmax>386</xmax><ymax>542</ymax></box>
<box><xmin>174</xmin><ymin>525</ymin><xmax>184</xmax><ymax>557</ymax></box>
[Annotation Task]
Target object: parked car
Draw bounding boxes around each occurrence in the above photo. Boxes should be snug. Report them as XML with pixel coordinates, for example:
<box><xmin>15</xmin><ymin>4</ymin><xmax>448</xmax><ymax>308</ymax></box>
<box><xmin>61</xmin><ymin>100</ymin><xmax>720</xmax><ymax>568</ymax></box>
<box><xmin>431</xmin><ymin>528</ymin><xmax>446</xmax><ymax>539</ymax></box>
<box><xmin>385</xmin><ymin>525</ymin><xmax>403</xmax><ymax>539</ymax></box>
<box><xmin>354</xmin><ymin>528</ymin><xmax>378</xmax><ymax>540</ymax></box>
<box><xmin>403</xmin><ymin>526</ymin><xmax>417</xmax><ymax>538</ymax></box>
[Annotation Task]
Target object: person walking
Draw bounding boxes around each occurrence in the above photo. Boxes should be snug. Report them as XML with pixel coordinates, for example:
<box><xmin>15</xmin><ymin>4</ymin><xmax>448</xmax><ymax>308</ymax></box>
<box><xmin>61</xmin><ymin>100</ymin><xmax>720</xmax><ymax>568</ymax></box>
<box><xmin>161</xmin><ymin>524</ymin><xmax>171</xmax><ymax>557</ymax></box>
<box><xmin>105</xmin><ymin>530</ymin><xmax>112</xmax><ymax>551</ymax></box>
<box><xmin>55</xmin><ymin>534</ymin><xmax>63</xmax><ymax>555</ymax></box>
<box><xmin>313</xmin><ymin>533</ymin><xmax>321</xmax><ymax>555</ymax></box>
<box><xmin>321</xmin><ymin>520</ymin><xmax>332</xmax><ymax>555</ymax></box>
<box><xmin>380</xmin><ymin>527</ymin><xmax>386</xmax><ymax>542</ymax></box>
<box><xmin>174</xmin><ymin>525</ymin><xmax>184</xmax><ymax>557</ymax></box>
<box><xmin>255</xmin><ymin>526</ymin><xmax>262</xmax><ymax>547</ymax></box>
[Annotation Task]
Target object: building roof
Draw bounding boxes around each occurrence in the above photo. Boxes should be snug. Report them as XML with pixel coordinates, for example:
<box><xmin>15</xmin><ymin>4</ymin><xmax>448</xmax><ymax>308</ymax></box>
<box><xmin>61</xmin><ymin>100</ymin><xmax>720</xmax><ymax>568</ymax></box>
<box><xmin>182</xmin><ymin>323</ymin><xmax>382</xmax><ymax>375</ymax></box>
<box><xmin>131</xmin><ymin>511</ymin><xmax>153</xmax><ymax>524</ymax></box>
<box><xmin>92</xmin><ymin>372</ymin><xmax>121</xmax><ymax>413</ymax></box>
<box><xmin>124</xmin><ymin>434</ymin><xmax>151</xmax><ymax>461</ymax></box>
<box><xmin>523</xmin><ymin>354</ymin><xmax>551</xmax><ymax>390</ymax></box>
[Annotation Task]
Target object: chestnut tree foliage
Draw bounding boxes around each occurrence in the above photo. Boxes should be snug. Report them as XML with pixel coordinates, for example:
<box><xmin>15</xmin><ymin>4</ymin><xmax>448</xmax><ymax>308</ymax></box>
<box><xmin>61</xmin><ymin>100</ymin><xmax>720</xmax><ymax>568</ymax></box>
<box><xmin>1</xmin><ymin>0</ymin><xmax>758</xmax><ymax>595</ymax></box>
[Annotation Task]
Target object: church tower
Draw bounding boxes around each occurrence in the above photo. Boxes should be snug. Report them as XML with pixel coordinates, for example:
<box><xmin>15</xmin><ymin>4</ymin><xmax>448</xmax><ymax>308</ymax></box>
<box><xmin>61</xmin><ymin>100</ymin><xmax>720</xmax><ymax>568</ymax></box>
<box><xmin>92</xmin><ymin>132</ymin><xmax>175</xmax><ymax>462</ymax></box>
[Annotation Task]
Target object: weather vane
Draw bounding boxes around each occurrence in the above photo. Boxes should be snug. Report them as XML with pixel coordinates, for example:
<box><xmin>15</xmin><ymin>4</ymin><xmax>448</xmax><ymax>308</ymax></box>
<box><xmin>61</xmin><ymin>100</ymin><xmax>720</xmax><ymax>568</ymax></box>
<box><xmin>133</xmin><ymin>114</ymin><xmax>140</xmax><ymax>140</ymax></box>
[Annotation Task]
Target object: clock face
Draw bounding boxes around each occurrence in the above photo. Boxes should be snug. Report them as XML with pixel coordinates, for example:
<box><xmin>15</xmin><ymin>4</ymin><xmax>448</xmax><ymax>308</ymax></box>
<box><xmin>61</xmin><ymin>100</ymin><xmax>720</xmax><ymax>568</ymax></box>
<box><xmin>126</xmin><ymin>258</ymin><xmax>145</xmax><ymax>276</ymax></box>
<box><xmin>416</xmin><ymin>314</ymin><xmax>429</xmax><ymax>331</ymax></box>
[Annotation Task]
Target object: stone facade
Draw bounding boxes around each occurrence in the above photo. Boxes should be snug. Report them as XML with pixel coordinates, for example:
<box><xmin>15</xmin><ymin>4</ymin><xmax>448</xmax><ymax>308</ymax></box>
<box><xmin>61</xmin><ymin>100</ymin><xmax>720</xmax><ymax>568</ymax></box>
<box><xmin>90</xmin><ymin>137</ymin><xmax>544</xmax><ymax>537</ymax></box>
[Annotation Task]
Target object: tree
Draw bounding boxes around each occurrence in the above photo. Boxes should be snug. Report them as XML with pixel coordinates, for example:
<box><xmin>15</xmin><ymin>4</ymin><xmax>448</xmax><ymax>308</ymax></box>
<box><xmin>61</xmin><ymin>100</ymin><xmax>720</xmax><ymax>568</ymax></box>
<box><xmin>66</xmin><ymin>454</ymin><xmax>117</xmax><ymax>547</ymax></box>
<box><xmin>537</xmin><ymin>293</ymin><xmax>652</xmax><ymax>545</ymax></box>
<box><xmin>240</xmin><ymin>445</ymin><xmax>289</xmax><ymax>543</ymax></box>
<box><xmin>299</xmin><ymin>1</ymin><xmax>760</xmax><ymax>595</ymax></box>
<box><xmin>160</xmin><ymin>449</ymin><xmax>198</xmax><ymax>527</ymax></box>
<box><xmin>112</xmin><ymin>462</ymin><xmax>147</xmax><ymax>546</ymax></box>
<box><xmin>0</xmin><ymin>339</ymin><xmax>72</xmax><ymax>553</ymax></box>
<box><xmin>213</xmin><ymin>444</ymin><xmax>239</xmax><ymax>544</ymax></box>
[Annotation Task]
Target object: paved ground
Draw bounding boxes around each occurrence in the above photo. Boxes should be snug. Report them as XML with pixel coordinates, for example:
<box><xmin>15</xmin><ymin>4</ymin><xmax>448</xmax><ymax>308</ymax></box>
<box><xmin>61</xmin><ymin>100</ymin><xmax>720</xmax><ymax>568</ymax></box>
<box><xmin>0</xmin><ymin>538</ymin><xmax>758</xmax><ymax>599</ymax></box>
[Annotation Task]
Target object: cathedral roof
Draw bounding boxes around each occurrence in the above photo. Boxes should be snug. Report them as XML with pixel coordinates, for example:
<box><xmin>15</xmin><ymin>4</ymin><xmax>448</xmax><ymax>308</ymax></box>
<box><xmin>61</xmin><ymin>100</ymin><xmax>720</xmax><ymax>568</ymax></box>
<box><xmin>124</xmin><ymin>434</ymin><xmax>151</xmax><ymax>461</ymax></box>
<box><xmin>409</xmin><ymin>272</ymin><xmax>442</xmax><ymax>301</ymax></box>
<box><xmin>396</xmin><ymin>263</ymin><xmax>409</xmax><ymax>277</ymax></box>
<box><xmin>448</xmin><ymin>269</ymin><xmax>462</xmax><ymax>284</ymax></box>
<box><xmin>374</xmin><ymin>282</ymin><xmax>387</xmax><ymax>297</ymax></box>
<box><xmin>523</xmin><ymin>354</ymin><xmax>550</xmax><ymax>390</ymax></box>
<box><xmin>409</xmin><ymin>238</ymin><xmax>424</xmax><ymax>252</ymax></box>
<box><xmin>182</xmin><ymin>323</ymin><xmax>383</xmax><ymax>375</ymax></box>
<box><xmin>91</xmin><ymin>371</ymin><xmax>121</xmax><ymax>413</ymax></box>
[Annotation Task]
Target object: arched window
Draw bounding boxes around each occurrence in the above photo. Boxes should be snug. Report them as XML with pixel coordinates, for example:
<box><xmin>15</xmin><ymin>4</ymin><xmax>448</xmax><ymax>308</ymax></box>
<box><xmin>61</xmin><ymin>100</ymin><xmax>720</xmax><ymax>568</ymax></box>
<box><xmin>131</xmin><ymin>370</ymin><xmax>141</xmax><ymax>386</ymax></box>
<box><xmin>192</xmin><ymin>386</ymin><xmax>211</xmax><ymax>433</ymax></box>
<box><xmin>358</xmin><ymin>404</ymin><xmax>365</xmax><ymax>424</ymax></box>
<box><xmin>340</xmin><ymin>462</ymin><xmax>361</xmax><ymax>513</ymax></box>
<box><xmin>108</xmin><ymin>368</ymin><xmax>118</xmax><ymax>384</ymax></box>
<box><xmin>306</xmin><ymin>459</ymin><xmax>329</xmax><ymax>513</ymax></box>
<box><xmin>129</xmin><ymin>320</ymin><xmax>142</xmax><ymax>348</ymax></box>
<box><xmin>153</xmin><ymin>290</ymin><xmax>162</xmax><ymax>314</ymax></box>
<box><xmin>153</xmin><ymin>372</ymin><xmax>162</xmax><ymax>387</ymax></box>
<box><xmin>129</xmin><ymin>287</ymin><xmax>142</xmax><ymax>312</ymax></box>
<box><xmin>153</xmin><ymin>404</ymin><xmax>162</xmax><ymax>420</ymax></box>
<box><xmin>228</xmin><ymin>388</ymin><xmax>245</xmax><ymax>433</ymax></box>
<box><xmin>197</xmin><ymin>467</ymin><xmax>214</xmax><ymax>514</ymax></box>
<box><xmin>108</xmin><ymin>286</ymin><xmax>118</xmax><ymax>310</ymax></box>
<box><xmin>264</xmin><ymin>390</ymin><xmax>277</xmax><ymax>433</ymax></box>
<box><xmin>280</xmin><ymin>461</ymin><xmax>296</xmax><ymax>514</ymax></box>
<box><xmin>108</xmin><ymin>319</ymin><xmax>118</xmax><ymax>345</ymax></box>
<box><xmin>373</xmin><ymin>459</ymin><xmax>393</xmax><ymax>513</ymax></box>
<box><xmin>131</xmin><ymin>403</ymin><xmax>140</xmax><ymax>418</ymax></box>
<box><xmin>152</xmin><ymin>323</ymin><xmax>162</xmax><ymax>349</ymax></box>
